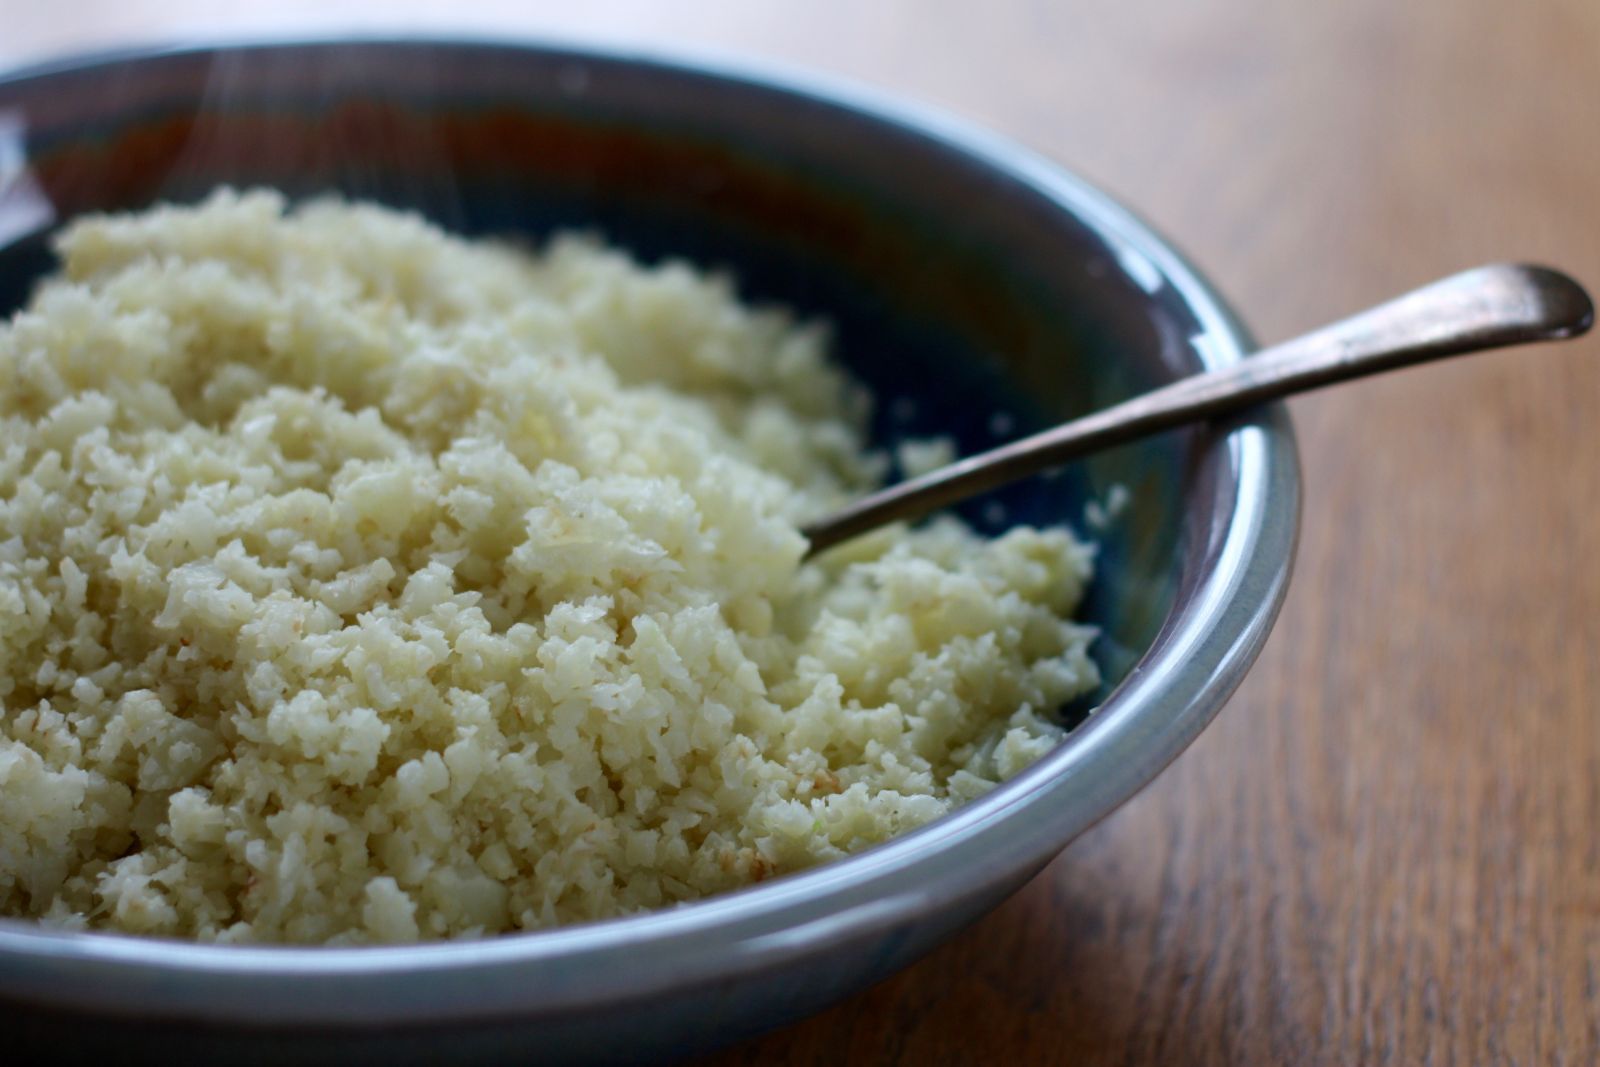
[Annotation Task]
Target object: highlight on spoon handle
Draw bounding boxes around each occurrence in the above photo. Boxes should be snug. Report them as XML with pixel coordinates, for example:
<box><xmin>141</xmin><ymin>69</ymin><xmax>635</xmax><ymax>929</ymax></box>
<box><xmin>803</xmin><ymin>264</ymin><xmax>1594</xmax><ymax>557</ymax></box>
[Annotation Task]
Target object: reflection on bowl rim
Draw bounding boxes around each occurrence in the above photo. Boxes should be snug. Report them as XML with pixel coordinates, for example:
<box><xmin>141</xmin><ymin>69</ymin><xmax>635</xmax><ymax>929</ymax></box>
<box><xmin>0</xmin><ymin>35</ymin><xmax>1300</xmax><ymax>1027</ymax></box>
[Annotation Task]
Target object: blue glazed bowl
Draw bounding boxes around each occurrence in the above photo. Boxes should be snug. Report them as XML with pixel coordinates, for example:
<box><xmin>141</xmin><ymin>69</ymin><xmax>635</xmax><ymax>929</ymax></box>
<box><xmin>0</xmin><ymin>38</ymin><xmax>1299</xmax><ymax>1065</ymax></box>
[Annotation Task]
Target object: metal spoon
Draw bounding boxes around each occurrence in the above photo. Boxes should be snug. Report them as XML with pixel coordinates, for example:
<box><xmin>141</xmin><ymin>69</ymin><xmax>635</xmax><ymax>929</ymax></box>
<box><xmin>803</xmin><ymin>263</ymin><xmax>1594</xmax><ymax>557</ymax></box>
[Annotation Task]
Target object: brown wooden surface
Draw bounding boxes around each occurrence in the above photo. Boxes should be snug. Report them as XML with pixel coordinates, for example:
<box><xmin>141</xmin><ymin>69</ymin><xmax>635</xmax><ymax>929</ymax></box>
<box><xmin>7</xmin><ymin>3</ymin><xmax>1600</xmax><ymax>1063</ymax></box>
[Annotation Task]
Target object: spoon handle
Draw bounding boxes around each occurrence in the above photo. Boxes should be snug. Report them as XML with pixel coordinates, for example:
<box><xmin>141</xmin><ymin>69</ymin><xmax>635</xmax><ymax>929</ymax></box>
<box><xmin>803</xmin><ymin>263</ymin><xmax>1594</xmax><ymax>556</ymax></box>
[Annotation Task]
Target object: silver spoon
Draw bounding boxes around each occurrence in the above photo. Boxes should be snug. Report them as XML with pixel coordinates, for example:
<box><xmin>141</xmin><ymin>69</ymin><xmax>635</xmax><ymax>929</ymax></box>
<box><xmin>803</xmin><ymin>263</ymin><xmax>1594</xmax><ymax>557</ymax></box>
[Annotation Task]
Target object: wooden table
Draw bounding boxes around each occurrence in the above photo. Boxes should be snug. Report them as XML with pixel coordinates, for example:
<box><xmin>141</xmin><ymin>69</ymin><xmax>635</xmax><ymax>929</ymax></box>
<box><xmin>7</xmin><ymin>3</ymin><xmax>1599</xmax><ymax>1062</ymax></box>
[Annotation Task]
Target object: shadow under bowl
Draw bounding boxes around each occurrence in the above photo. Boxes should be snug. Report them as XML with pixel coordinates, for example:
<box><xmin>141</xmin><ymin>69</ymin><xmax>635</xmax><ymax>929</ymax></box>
<box><xmin>0</xmin><ymin>37</ymin><xmax>1300</xmax><ymax>1065</ymax></box>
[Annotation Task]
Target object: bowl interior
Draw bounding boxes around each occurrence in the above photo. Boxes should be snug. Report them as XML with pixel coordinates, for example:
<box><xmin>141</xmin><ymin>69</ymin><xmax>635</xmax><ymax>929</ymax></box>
<box><xmin>0</xmin><ymin>41</ymin><xmax>1224</xmax><ymax>717</ymax></box>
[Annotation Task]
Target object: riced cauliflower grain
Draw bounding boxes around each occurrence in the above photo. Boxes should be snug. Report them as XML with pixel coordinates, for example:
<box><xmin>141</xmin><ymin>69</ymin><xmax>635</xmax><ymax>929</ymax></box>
<box><xmin>894</xmin><ymin>437</ymin><xmax>957</xmax><ymax>479</ymax></box>
<box><xmin>0</xmin><ymin>190</ymin><xmax>1098</xmax><ymax>943</ymax></box>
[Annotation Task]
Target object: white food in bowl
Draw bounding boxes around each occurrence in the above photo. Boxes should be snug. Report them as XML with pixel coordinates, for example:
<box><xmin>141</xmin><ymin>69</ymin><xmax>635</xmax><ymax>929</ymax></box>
<box><xmin>0</xmin><ymin>190</ymin><xmax>1097</xmax><ymax>943</ymax></box>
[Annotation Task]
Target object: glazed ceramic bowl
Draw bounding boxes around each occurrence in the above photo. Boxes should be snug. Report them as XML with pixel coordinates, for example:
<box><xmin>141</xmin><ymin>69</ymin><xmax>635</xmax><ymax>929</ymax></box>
<box><xmin>0</xmin><ymin>38</ymin><xmax>1299</xmax><ymax>1065</ymax></box>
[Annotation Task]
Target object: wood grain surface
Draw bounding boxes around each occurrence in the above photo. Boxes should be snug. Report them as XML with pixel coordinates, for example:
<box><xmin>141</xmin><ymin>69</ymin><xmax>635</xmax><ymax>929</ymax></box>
<box><xmin>6</xmin><ymin>3</ymin><xmax>1599</xmax><ymax>1064</ymax></box>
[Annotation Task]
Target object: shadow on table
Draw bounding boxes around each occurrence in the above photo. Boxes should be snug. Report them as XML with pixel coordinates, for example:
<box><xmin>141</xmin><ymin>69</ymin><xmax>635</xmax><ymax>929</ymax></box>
<box><xmin>689</xmin><ymin>845</ymin><xmax>1208</xmax><ymax>1067</ymax></box>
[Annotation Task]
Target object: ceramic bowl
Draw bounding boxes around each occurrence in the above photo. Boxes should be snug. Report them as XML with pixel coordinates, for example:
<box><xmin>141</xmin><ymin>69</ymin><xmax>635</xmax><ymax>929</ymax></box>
<box><xmin>0</xmin><ymin>38</ymin><xmax>1299</xmax><ymax>1065</ymax></box>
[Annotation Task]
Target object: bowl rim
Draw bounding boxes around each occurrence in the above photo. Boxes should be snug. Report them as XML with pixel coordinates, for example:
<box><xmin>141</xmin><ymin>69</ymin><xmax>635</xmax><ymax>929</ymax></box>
<box><xmin>0</xmin><ymin>33</ymin><xmax>1301</xmax><ymax>1026</ymax></box>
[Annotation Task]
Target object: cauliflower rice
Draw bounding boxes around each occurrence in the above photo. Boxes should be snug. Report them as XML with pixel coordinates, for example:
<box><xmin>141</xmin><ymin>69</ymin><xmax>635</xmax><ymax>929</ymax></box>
<box><xmin>0</xmin><ymin>190</ymin><xmax>1097</xmax><ymax>943</ymax></box>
